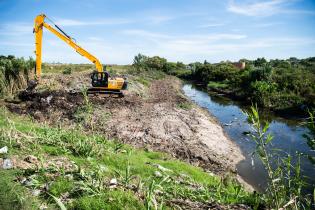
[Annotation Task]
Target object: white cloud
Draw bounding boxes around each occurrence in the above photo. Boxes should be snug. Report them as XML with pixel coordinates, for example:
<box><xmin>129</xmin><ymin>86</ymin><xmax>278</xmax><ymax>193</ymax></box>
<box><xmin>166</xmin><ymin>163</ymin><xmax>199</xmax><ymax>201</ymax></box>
<box><xmin>0</xmin><ymin>23</ymin><xmax>32</xmax><ymax>35</ymax></box>
<box><xmin>0</xmin><ymin>41</ymin><xmax>32</xmax><ymax>47</ymax></box>
<box><xmin>254</xmin><ymin>22</ymin><xmax>283</xmax><ymax>27</ymax></box>
<box><xmin>123</xmin><ymin>30</ymin><xmax>172</xmax><ymax>39</ymax></box>
<box><xmin>55</xmin><ymin>18</ymin><xmax>132</xmax><ymax>26</ymax></box>
<box><xmin>227</xmin><ymin>0</ymin><xmax>315</xmax><ymax>17</ymax></box>
<box><xmin>148</xmin><ymin>15</ymin><xmax>174</xmax><ymax>24</ymax></box>
<box><xmin>198</xmin><ymin>23</ymin><xmax>225</xmax><ymax>28</ymax></box>
<box><xmin>123</xmin><ymin>29</ymin><xmax>246</xmax><ymax>41</ymax></box>
<box><xmin>227</xmin><ymin>0</ymin><xmax>286</xmax><ymax>16</ymax></box>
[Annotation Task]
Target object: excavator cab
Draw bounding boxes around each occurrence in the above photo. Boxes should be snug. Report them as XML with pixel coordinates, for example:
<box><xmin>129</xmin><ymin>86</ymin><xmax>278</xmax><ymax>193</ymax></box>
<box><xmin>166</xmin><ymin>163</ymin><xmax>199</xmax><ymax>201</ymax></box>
<box><xmin>87</xmin><ymin>70</ymin><xmax>128</xmax><ymax>97</ymax></box>
<box><xmin>91</xmin><ymin>71</ymin><xmax>109</xmax><ymax>87</ymax></box>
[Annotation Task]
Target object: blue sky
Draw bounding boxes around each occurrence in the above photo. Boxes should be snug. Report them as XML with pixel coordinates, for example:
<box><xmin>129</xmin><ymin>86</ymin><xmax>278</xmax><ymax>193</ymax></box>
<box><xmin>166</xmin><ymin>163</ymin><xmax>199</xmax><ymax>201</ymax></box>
<box><xmin>0</xmin><ymin>0</ymin><xmax>314</xmax><ymax>64</ymax></box>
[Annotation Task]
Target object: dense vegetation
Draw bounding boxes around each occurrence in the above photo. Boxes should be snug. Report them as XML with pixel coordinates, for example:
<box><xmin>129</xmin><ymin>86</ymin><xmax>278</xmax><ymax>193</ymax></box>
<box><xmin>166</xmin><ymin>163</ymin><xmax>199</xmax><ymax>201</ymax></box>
<box><xmin>0</xmin><ymin>55</ymin><xmax>34</xmax><ymax>98</ymax></box>
<box><xmin>133</xmin><ymin>54</ymin><xmax>315</xmax><ymax>113</ymax></box>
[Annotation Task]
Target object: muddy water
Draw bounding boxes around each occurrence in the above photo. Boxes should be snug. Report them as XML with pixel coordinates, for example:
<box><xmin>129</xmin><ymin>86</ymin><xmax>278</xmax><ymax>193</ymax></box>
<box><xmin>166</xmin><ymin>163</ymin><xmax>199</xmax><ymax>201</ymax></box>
<box><xmin>183</xmin><ymin>83</ymin><xmax>315</xmax><ymax>193</ymax></box>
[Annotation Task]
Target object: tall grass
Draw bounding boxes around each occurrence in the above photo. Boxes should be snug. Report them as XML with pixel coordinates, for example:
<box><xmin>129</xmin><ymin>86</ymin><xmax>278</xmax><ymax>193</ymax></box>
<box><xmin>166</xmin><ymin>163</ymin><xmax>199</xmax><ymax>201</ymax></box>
<box><xmin>0</xmin><ymin>55</ymin><xmax>34</xmax><ymax>98</ymax></box>
<box><xmin>245</xmin><ymin>105</ymin><xmax>314</xmax><ymax>209</ymax></box>
<box><xmin>303</xmin><ymin>110</ymin><xmax>315</xmax><ymax>165</ymax></box>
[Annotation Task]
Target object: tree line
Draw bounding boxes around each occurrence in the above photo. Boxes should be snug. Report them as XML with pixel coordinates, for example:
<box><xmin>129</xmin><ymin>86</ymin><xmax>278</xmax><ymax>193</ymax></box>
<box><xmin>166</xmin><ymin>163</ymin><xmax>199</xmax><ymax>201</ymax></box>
<box><xmin>133</xmin><ymin>54</ymin><xmax>315</xmax><ymax>114</ymax></box>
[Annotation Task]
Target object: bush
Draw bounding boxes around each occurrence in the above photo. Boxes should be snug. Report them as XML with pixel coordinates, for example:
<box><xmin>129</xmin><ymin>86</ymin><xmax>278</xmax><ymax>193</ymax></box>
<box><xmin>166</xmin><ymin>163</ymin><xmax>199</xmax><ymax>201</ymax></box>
<box><xmin>62</xmin><ymin>67</ymin><xmax>72</xmax><ymax>74</ymax></box>
<box><xmin>0</xmin><ymin>55</ymin><xmax>34</xmax><ymax>98</ymax></box>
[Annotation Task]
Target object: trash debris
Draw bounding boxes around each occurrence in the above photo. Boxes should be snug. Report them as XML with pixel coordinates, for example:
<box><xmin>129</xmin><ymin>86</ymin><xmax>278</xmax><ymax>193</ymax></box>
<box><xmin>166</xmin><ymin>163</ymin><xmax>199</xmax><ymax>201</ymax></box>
<box><xmin>242</xmin><ymin>131</ymin><xmax>251</xmax><ymax>135</ymax></box>
<box><xmin>0</xmin><ymin>146</ymin><xmax>8</xmax><ymax>154</ymax></box>
<box><xmin>154</xmin><ymin>171</ymin><xmax>162</xmax><ymax>177</ymax></box>
<box><xmin>32</xmin><ymin>189</ymin><xmax>41</xmax><ymax>196</ymax></box>
<box><xmin>3</xmin><ymin>158</ymin><xmax>13</xmax><ymax>169</ymax></box>
<box><xmin>152</xmin><ymin>164</ymin><xmax>172</xmax><ymax>172</ymax></box>
<box><xmin>24</xmin><ymin>155</ymin><xmax>39</xmax><ymax>164</ymax></box>
<box><xmin>19</xmin><ymin>177</ymin><xmax>27</xmax><ymax>184</ymax></box>
<box><xmin>224</xmin><ymin>123</ymin><xmax>232</xmax><ymax>126</ymax></box>
<box><xmin>109</xmin><ymin>178</ymin><xmax>117</xmax><ymax>188</ymax></box>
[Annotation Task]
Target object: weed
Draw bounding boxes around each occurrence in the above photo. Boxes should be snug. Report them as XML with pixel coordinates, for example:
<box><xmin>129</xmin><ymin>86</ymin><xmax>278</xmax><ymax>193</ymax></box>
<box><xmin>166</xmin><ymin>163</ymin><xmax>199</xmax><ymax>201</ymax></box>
<box><xmin>303</xmin><ymin>110</ymin><xmax>315</xmax><ymax>164</ymax></box>
<box><xmin>69</xmin><ymin>190</ymin><xmax>144</xmax><ymax>210</ymax></box>
<box><xmin>0</xmin><ymin>56</ymin><xmax>34</xmax><ymax>98</ymax></box>
<box><xmin>177</xmin><ymin>102</ymin><xmax>192</xmax><ymax>110</ymax></box>
<box><xmin>49</xmin><ymin>177</ymin><xmax>75</xmax><ymax>197</ymax></box>
<box><xmin>62</xmin><ymin>67</ymin><xmax>72</xmax><ymax>75</ymax></box>
<box><xmin>74</xmin><ymin>87</ymin><xmax>95</xmax><ymax>129</ymax></box>
<box><xmin>0</xmin><ymin>170</ymin><xmax>40</xmax><ymax>210</ymax></box>
<box><xmin>245</xmin><ymin>105</ymin><xmax>312</xmax><ymax>209</ymax></box>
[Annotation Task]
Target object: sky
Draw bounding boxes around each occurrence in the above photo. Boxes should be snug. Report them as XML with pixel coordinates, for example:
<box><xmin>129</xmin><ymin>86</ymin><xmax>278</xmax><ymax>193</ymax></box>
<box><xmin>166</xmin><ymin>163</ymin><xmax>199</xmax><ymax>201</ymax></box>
<box><xmin>0</xmin><ymin>0</ymin><xmax>315</xmax><ymax>64</ymax></box>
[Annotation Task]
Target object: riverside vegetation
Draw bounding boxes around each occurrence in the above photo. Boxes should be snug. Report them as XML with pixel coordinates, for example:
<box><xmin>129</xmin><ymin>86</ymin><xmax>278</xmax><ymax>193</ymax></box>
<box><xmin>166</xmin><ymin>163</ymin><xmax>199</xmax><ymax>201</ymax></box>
<box><xmin>133</xmin><ymin>54</ymin><xmax>315</xmax><ymax>114</ymax></box>
<box><xmin>0</xmin><ymin>55</ymin><xmax>315</xmax><ymax>209</ymax></box>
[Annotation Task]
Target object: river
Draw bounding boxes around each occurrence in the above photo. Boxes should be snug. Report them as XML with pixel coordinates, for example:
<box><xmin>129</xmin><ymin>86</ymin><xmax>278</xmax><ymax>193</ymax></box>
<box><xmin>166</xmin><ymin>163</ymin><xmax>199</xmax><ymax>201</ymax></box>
<box><xmin>182</xmin><ymin>83</ymin><xmax>315</xmax><ymax>193</ymax></box>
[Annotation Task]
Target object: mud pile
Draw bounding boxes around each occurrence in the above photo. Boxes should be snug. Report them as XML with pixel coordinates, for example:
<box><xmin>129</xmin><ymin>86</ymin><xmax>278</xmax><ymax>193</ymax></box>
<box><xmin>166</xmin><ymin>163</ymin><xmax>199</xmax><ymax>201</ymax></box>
<box><xmin>7</xmin><ymin>90</ymin><xmax>84</xmax><ymax>122</ymax></box>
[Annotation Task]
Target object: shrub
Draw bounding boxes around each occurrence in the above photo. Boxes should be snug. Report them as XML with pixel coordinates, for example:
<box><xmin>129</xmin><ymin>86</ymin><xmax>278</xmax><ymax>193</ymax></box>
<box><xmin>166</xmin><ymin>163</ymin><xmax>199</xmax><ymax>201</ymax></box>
<box><xmin>62</xmin><ymin>67</ymin><xmax>72</xmax><ymax>74</ymax></box>
<box><xmin>0</xmin><ymin>55</ymin><xmax>34</xmax><ymax>98</ymax></box>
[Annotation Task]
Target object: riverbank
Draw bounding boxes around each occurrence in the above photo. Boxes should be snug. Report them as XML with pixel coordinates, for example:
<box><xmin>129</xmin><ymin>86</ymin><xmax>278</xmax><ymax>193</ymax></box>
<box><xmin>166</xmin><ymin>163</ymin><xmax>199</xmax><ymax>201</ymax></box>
<box><xmin>185</xmin><ymin>79</ymin><xmax>310</xmax><ymax>118</ymax></box>
<box><xmin>6</xmin><ymin>72</ymin><xmax>248</xmax><ymax>176</ymax></box>
<box><xmin>1</xmin><ymin>69</ymin><xmax>258</xmax><ymax>209</ymax></box>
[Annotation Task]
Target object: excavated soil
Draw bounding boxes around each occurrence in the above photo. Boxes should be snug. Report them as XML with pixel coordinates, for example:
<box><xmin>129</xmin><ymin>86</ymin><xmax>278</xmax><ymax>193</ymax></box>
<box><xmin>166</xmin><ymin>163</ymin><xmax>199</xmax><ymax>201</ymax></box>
<box><xmin>6</xmin><ymin>75</ymin><xmax>245</xmax><ymax>175</ymax></box>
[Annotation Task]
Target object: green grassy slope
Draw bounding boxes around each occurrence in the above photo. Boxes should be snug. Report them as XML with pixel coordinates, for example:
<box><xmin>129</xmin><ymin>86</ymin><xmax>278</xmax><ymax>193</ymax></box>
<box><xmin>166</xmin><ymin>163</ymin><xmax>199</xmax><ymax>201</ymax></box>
<box><xmin>0</xmin><ymin>108</ymin><xmax>259</xmax><ymax>209</ymax></box>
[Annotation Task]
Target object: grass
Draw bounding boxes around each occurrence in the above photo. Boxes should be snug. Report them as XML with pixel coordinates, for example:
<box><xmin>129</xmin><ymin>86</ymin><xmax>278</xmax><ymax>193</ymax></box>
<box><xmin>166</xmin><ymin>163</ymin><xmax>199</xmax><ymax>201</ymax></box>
<box><xmin>177</xmin><ymin>102</ymin><xmax>193</xmax><ymax>110</ymax></box>
<box><xmin>207</xmin><ymin>81</ymin><xmax>229</xmax><ymax>89</ymax></box>
<box><xmin>245</xmin><ymin>105</ymin><xmax>314</xmax><ymax>209</ymax></box>
<box><xmin>0</xmin><ymin>56</ymin><xmax>34</xmax><ymax>98</ymax></box>
<box><xmin>0</xmin><ymin>170</ymin><xmax>40</xmax><ymax>210</ymax></box>
<box><xmin>0</xmin><ymin>107</ymin><xmax>259</xmax><ymax>209</ymax></box>
<box><xmin>69</xmin><ymin>190</ymin><xmax>144</xmax><ymax>210</ymax></box>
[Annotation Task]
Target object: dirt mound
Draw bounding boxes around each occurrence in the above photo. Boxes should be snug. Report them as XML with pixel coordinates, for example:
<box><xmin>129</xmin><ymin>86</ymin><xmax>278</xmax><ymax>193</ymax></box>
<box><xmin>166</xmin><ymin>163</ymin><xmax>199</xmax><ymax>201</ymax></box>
<box><xmin>7</xmin><ymin>90</ymin><xmax>84</xmax><ymax>121</ymax></box>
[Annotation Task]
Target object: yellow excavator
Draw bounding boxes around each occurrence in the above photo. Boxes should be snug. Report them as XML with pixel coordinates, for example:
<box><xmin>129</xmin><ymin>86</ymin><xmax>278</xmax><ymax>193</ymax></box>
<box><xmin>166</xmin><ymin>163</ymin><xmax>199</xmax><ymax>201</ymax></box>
<box><xmin>30</xmin><ymin>14</ymin><xmax>127</xmax><ymax>96</ymax></box>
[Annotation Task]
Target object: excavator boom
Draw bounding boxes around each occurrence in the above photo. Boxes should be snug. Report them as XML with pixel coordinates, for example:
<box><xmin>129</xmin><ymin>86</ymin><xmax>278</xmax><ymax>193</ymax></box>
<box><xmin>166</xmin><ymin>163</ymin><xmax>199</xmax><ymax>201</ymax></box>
<box><xmin>31</xmin><ymin>14</ymin><xmax>127</xmax><ymax>96</ymax></box>
<box><xmin>34</xmin><ymin>14</ymin><xmax>103</xmax><ymax>79</ymax></box>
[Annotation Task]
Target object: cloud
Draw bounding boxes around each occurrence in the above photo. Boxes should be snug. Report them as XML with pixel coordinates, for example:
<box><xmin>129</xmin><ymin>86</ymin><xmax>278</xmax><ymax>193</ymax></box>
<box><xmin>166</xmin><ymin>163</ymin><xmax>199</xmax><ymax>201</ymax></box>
<box><xmin>55</xmin><ymin>18</ymin><xmax>132</xmax><ymax>26</ymax></box>
<box><xmin>254</xmin><ymin>22</ymin><xmax>283</xmax><ymax>27</ymax></box>
<box><xmin>227</xmin><ymin>0</ymin><xmax>286</xmax><ymax>16</ymax></box>
<box><xmin>0</xmin><ymin>23</ymin><xmax>32</xmax><ymax>36</ymax></box>
<box><xmin>123</xmin><ymin>29</ymin><xmax>246</xmax><ymax>41</ymax></box>
<box><xmin>123</xmin><ymin>30</ymin><xmax>172</xmax><ymax>39</ymax></box>
<box><xmin>227</xmin><ymin>0</ymin><xmax>315</xmax><ymax>17</ymax></box>
<box><xmin>147</xmin><ymin>15</ymin><xmax>175</xmax><ymax>24</ymax></box>
<box><xmin>198</xmin><ymin>23</ymin><xmax>225</xmax><ymax>28</ymax></box>
<box><xmin>0</xmin><ymin>41</ymin><xmax>32</xmax><ymax>47</ymax></box>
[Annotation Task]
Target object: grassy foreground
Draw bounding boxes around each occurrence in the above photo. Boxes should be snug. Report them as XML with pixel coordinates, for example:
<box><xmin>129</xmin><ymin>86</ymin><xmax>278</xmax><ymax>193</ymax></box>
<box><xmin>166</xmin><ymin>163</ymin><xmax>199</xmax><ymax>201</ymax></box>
<box><xmin>0</xmin><ymin>107</ymin><xmax>259</xmax><ymax>209</ymax></box>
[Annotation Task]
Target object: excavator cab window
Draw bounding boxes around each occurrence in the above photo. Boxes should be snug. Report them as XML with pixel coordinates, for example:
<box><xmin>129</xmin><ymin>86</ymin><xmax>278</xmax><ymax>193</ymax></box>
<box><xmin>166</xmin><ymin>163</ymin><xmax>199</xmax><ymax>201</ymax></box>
<box><xmin>91</xmin><ymin>72</ymin><xmax>109</xmax><ymax>87</ymax></box>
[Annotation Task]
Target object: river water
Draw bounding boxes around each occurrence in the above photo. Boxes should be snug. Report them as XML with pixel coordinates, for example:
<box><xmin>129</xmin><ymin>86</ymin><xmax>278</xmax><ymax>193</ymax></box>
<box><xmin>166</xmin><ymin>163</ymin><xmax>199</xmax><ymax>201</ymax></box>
<box><xmin>182</xmin><ymin>83</ymin><xmax>315</xmax><ymax>193</ymax></box>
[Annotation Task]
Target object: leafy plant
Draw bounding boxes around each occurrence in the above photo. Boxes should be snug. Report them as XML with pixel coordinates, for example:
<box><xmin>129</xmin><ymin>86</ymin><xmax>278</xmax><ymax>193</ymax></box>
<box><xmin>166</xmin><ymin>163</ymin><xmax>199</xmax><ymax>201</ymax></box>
<box><xmin>303</xmin><ymin>110</ymin><xmax>315</xmax><ymax>164</ymax></box>
<box><xmin>245</xmin><ymin>105</ymin><xmax>312</xmax><ymax>209</ymax></box>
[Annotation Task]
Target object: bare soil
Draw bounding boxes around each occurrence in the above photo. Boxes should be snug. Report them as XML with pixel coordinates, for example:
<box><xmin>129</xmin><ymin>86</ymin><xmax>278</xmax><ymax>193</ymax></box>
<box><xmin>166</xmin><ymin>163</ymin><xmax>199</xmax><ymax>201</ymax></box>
<box><xmin>6</xmin><ymin>73</ymin><xmax>246</xmax><ymax>176</ymax></box>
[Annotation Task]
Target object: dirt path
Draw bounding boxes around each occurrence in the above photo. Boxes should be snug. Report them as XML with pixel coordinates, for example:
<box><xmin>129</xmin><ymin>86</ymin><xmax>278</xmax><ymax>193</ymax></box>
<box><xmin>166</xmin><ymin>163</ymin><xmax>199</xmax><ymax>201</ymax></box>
<box><xmin>6</xmin><ymin>73</ymin><xmax>247</xmax><ymax>178</ymax></box>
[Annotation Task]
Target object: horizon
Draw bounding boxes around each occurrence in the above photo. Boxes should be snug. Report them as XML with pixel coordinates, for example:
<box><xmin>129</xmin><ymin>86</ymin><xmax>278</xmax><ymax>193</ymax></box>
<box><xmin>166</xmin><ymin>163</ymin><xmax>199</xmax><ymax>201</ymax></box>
<box><xmin>1</xmin><ymin>0</ymin><xmax>315</xmax><ymax>64</ymax></box>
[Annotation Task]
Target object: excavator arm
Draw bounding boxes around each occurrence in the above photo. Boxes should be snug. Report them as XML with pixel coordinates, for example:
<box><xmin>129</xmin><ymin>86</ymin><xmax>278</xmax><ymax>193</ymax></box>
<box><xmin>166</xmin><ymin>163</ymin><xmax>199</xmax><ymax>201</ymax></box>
<box><xmin>34</xmin><ymin>14</ymin><xmax>103</xmax><ymax>79</ymax></box>
<box><xmin>29</xmin><ymin>13</ymin><xmax>127</xmax><ymax>96</ymax></box>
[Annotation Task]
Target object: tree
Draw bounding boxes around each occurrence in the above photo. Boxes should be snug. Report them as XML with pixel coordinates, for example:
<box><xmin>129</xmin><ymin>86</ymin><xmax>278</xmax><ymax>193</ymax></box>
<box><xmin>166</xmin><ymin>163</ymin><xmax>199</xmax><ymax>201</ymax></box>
<box><xmin>254</xmin><ymin>57</ymin><xmax>267</xmax><ymax>67</ymax></box>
